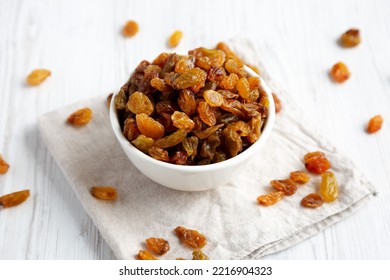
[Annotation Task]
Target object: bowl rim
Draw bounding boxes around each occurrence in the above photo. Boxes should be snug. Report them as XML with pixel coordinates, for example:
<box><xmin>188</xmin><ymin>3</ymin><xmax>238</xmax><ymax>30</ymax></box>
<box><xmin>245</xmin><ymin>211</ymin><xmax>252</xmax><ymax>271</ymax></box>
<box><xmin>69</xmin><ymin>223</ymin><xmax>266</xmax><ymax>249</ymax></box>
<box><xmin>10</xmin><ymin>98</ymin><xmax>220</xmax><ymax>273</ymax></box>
<box><xmin>109</xmin><ymin>65</ymin><xmax>275</xmax><ymax>173</ymax></box>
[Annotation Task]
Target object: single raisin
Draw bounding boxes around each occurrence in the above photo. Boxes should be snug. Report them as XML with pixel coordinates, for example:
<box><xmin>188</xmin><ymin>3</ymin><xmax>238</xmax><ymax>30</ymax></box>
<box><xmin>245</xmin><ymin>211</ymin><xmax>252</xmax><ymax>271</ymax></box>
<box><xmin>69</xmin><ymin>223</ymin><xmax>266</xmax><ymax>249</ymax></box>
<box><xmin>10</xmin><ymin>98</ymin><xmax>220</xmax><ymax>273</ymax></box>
<box><xmin>0</xmin><ymin>154</ymin><xmax>10</xmax><ymax>174</ymax></box>
<box><xmin>204</xmin><ymin>90</ymin><xmax>223</xmax><ymax>107</ymax></box>
<box><xmin>247</xmin><ymin>115</ymin><xmax>262</xmax><ymax>143</ymax></box>
<box><xmin>122</xmin><ymin>20</ymin><xmax>139</xmax><ymax>37</ymax></box>
<box><xmin>272</xmin><ymin>93</ymin><xmax>282</xmax><ymax>113</ymax></box>
<box><xmin>222</xmin><ymin>128</ymin><xmax>242</xmax><ymax>157</ymax></box>
<box><xmin>192</xmin><ymin>250</ymin><xmax>209</xmax><ymax>260</ymax></box>
<box><xmin>200</xmin><ymin>134</ymin><xmax>221</xmax><ymax>159</ymax></box>
<box><xmin>198</xmin><ymin>101</ymin><xmax>217</xmax><ymax>126</ymax></box>
<box><xmin>320</xmin><ymin>171</ymin><xmax>339</xmax><ymax>202</ymax></box>
<box><xmin>175</xmin><ymin>56</ymin><xmax>195</xmax><ymax>73</ymax></box>
<box><xmin>304</xmin><ymin>151</ymin><xmax>331</xmax><ymax>174</ymax></box>
<box><xmin>127</xmin><ymin>91</ymin><xmax>154</xmax><ymax>116</ymax></box>
<box><xmin>270</xmin><ymin>179</ymin><xmax>297</xmax><ymax>196</ymax></box>
<box><xmin>330</xmin><ymin>62</ymin><xmax>350</xmax><ymax>83</ymax></box>
<box><xmin>131</xmin><ymin>135</ymin><xmax>155</xmax><ymax>153</ymax></box>
<box><xmin>136</xmin><ymin>113</ymin><xmax>165</xmax><ymax>140</ymax></box>
<box><xmin>123</xmin><ymin>117</ymin><xmax>140</xmax><ymax>141</ymax></box>
<box><xmin>67</xmin><ymin>108</ymin><xmax>93</xmax><ymax>126</ymax></box>
<box><xmin>226</xmin><ymin>121</ymin><xmax>251</xmax><ymax>137</ymax></box>
<box><xmin>257</xmin><ymin>191</ymin><xmax>285</xmax><ymax>206</ymax></box>
<box><xmin>154</xmin><ymin>129</ymin><xmax>187</xmax><ymax>149</ymax></box>
<box><xmin>171</xmin><ymin>111</ymin><xmax>195</xmax><ymax>132</ymax></box>
<box><xmin>145</xmin><ymin>238</ymin><xmax>170</xmax><ymax>255</ymax></box>
<box><xmin>301</xmin><ymin>193</ymin><xmax>324</xmax><ymax>208</ymax></box>
<box><xmin>90</xmin><ymin>186</ymin><xmax>117</xmax><ymax>201</ymax></box>
<box><xmin>367</xmin><ymin>115</ymin><xmax>383</xmax><ymax>133</ymax></box>
<box><xmin>340</xmin><ymin>28</ymin><xmax>360</xmax><ymax>47</ymax></box>
<box><xmin>175</xmin><ymin>226</ymin><xmax>207</xmax><ymax>249</ymax></box>
<box><xmin>0</xmin><ymin>190</ymin><xmax>30</xmax><ymax>208</ymax></box>
<box><xmin>152</xmin><ymin>52</ymin><xmax>170</xmax><ymax>68</ymax></box>
<box><xmin>178</xmin><ymin>89</ymin><xmax>197</xmax><ymax>115</ymax></box>
<box><xmin>182</xmin><ymin>136</ymin><xmax>199</xmax><ymax>159</ymax></box>
<box><xmin>170</xmin><ymin>151</ymin><xmax>188</xmax><ymax>165</ymax></box>
<box><xmin>26</xmin><ymin>69</ymin><xmax>51</xmax><ymax>86</ymax></box>
<box><xmin>168</xmin><ymin>30</ymin><xmax>183</xmax><ymax>48</ymax></box>
<box><xmin>172</xmin><ymin>68</ymin><xmax>207</xmax><ymax>90</ymax></box>
<box><xmin>290</xmin><ymin>171</ymin><xmax>310</xmax><ymax>184</ymax></box>
<box><xmin>236</xmin><ymin>77</ymin><xmax>251</xmax><ymax>100</ymax></box>
<box><xmin>148</xmin><ymin>146</ymin><xmax>169</xmax><ymax>162</ymax></box>
<box><xmin>224</xmin><ymin>59</ymin><xmax>246</xmax><ymax>77</ymax></box>
<box><xmin>219</xmin><ymin>73</ymin><xmax>239</xmax><ymax>90</ymax></box>
<box><xmin>137</xmin><ymin>250</ymin><xmax>157</xmax><ymax>260</ymax></box>
<box><xmin>150</xmin><ymin>78</ymin><xmax>172</xmax><ymax>92</ymax></box>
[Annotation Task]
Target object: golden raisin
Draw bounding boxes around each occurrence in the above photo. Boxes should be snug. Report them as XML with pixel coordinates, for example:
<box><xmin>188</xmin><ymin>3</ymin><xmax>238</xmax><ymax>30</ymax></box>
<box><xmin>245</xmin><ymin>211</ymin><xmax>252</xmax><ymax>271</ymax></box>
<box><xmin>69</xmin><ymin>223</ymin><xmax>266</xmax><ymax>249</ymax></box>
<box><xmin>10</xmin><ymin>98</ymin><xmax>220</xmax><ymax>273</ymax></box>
<box><xmin>192</xmin><ymin>250</ymin><xmax>209</xmax><ymax>260</ymax></box>
<box><xmin>367</xmin><ymin>115</ymin><xmax>383</xmax><ymax>134</ymax></box>
<box><xmin>67</xmin><ymin>108</ymin><xmax>93</xmax><ymax>126</ymax></box>
<box><xmin>145</xmin><ymin>238</ymin><xmax>170</xmax><ymax>255</ymax></box>
<box><xmin>257</xmin><ymin>191</ymin><xmax>284</xmax><ymax>206</ymax></box>
<box><xmin>150</xmin><ymin>78</ymin><xmax>172</xmax><ymax>92</ymax></box>
<box><xmin>168</xmin><ymin>30</ymin><xmax>183</xmax><ymax>48</ymax></box>
<box><xmin>136</xmin><ymin>113</ymin><xmax>165</xmax><ymax>140</ymax></box>
<box><xmin>272</xmin><ymin>93</ymin><xmax>281</xmax><ymax>113</ymax></box>
<box><xmin>204</xmin><ymin>90</ymin><xmax>223</xmax><ymax>107</ymax></box>
<box><xmin>236</xmin><ymin>78</ymin><xmax>251</xmax><ymax>100</ymax></box>
<box><xmin>148</xmin><ymin>146</ymin><xmax>169</xmax><ymax>162</ymax></box>
<box><xmin>330</xmin><ymin>62</ymin><xmax>350</xmax><ymax>83</ymax></box>
<box><xmin>90</xmin><ymin>186</ymin><xmax>117</xmax><ymax>201</ymax></box>
<box><xmin>26</xmin><ymin>69</ymin><xmax>51</xmax><ymax>86</ymax></box>
<box><xmin>137</xmin><ymin>250</ymin><xmax>157</xmax><ymax>260</ymax></box>
<box><xmin>247</xmin><ymin>115</ymin><xmax>262</xmax><ymax>143</ymax></box>
<box><xmin>270</xmin><ymin>179</ymin><xmax>297</xmax><ymax>196</ymax></box>
<box><xmin>131</xmin><ymin>135</ymin><xmax>155</xmax><ymax>153</ymax></box>
<box><xmin>122</xmin><ymin>20</ymin><xmax>139</xmax><ymax>37</ymax></box>
<box><xmin>154</xmin><ymin>129</ymin><xmax>187</xmax><ymax>149</ymax></box>
<box><xmin>340</xmin><ymin>28</ymin><xmax>360</xmax><ymax>47</ymax></box>
<box><xmin>304</xmin><ymin>151</ymin><xmax>331</xmax><ymax>174</ymax></box>
<box><xmin>127</xmin><ymin>91</ymin><xmax>154</xmax><ymax>116</ymax></box>
<box><xmin>123</xmin><ymin>117</ymin><xmax>140</xmax><ymax>141</ymax></box>
<box><xmin>320</xmin><ymin>171</ymin><xmax>338</xmax><ymax>202</ymax></box>
<box><xmin>0</xmin><ymin>154</ymin><xmax>10</xmax><ymax>174</ymax></box>
<box><xmin>198</xmin><ymin>101</ymin><xmax>217</xmax><ymax>126</ymax></box>
<box><xmin>0</xmin><ymin>190</ymin><xmax>30</xmax><ymax>208</ymax></box>
<box><xmin>301</xmin><ymin>193</ymin><xmax>324</xmax><ymax>208</ymax></box>
<box><xmin>219</xmin><ymin>73</ymin><xmax>239</xmax><ymax>90</ymax></box>
<box><xmin>290</xmin><ymin>171</ymin><xmax>310</xmax><ymax>184</ymax></box>
<box><xmin>171</xmin><ymin>111</ymin><xmax>195</xmax><ymax>132</ymax></box>
<box><xmin>175</xmin><ymin>226</ymin><xmax>207</xmax><ymax>249</ymax></box>
<box><xmin>247</xmin><ymin>76</ymin><xmax>260</xmax><ymax>90</ymax></box>
<box><xmin>178</xmin><ymin>89</ymin><xmax>197</xmax><ymax>115</ymax></box>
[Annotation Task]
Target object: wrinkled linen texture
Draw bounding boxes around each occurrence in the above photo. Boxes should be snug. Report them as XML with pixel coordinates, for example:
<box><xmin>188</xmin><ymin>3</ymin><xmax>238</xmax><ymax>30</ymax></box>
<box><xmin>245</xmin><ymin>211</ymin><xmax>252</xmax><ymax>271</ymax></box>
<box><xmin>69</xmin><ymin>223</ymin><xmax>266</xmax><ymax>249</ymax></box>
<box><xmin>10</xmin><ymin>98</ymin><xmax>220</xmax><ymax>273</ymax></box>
<box><xmin>38</xmin><ymin>38</ymin><xmax>376</xmax><ymax>260</ymax></box>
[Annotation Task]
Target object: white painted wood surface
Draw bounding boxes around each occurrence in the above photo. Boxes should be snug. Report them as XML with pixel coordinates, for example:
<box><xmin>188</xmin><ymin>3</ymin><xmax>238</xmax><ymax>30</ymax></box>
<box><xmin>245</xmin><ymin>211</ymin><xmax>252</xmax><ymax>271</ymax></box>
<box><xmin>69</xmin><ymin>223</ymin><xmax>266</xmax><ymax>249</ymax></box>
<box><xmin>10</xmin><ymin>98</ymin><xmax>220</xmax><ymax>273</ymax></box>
<box><xmin>0</xmin><ymin>0</ymin><xmax>389</xmax><ymax>259</ymax></box>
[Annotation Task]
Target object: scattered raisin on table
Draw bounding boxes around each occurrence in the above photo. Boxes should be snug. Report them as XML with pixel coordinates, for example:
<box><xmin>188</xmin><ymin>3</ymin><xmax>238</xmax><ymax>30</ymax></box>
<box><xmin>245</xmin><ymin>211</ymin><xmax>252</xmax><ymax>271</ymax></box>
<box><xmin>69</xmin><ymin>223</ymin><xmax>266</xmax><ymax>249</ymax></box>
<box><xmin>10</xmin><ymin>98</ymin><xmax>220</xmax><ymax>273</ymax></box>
<box><xmin>340</xmin><ymin>28</ymin><xmax>361</xmax><ymax>47</ymax></box>
<box><xmin>26</xmin><ymin>69</ymin><xmax>51</xmax><ymax>86</ymax></box>
<box><xmin>0</xmin><ymin>190</ymin><xmax>30</xmax><ymax>208</ymax></box>
<box><xmin>137</xmin><ymin>250</ymin><xmax>158</xmax><ymax>260</ymax></box>
<box><xmin>174</xmin><ymin>226</ymin><xmax>207</xmax><ymax>249</ymax></box>
<box><xmin>90</xmin><ymin>186</ymin><xmax>117</xmax><ymax>201</ymax></box>
<box><xmin>114</xmin><ymin>43</ymin><xmax>270</xmax><ymax>165</ymax></box>
<box><xmin>320</xmin><ymin>171</ymin><xmax>339</xmax><ymax>202</ymax></box>
<box><xmin>257</xmin><ymin>191</ymin><xmax>284</xmax><ymax>206</ymax></box>
<box><xmin>122</xmin><ymin>20</ymin><xmax>139</xmax><ymax>37</ymax></box>
<box><xmin>304</xmin><ymin>151</ymin><xmax>331</xmax><ymax>174</ymax></box>
<box><xmin>367</xmin><ymin>115</ymin><xmax>383</xmax><ymax>134</ymax></box>
<box><xmin>145</xmin><ymin>238</ymin><xmax>170</xmax><ymax>255</ymax></box>
<box><xmin>290</xmin><ymin>171</ymin><xmax>310</xmax><ymax>184</ymax></box>
<box><xmin>270</xmin><ymin>179</ymin><xmax>297</xmax><ymax>196</ymax></box>
<box><xmin>301</xmin><ymin>193</ymin><xmax>324</xmax><ymax>208</ymax></box>
<box><xmin>272</xmin><ymin>93</ymin><xmax>282</xmax><ymax>113</ymax></box>
<box><xmin>192</xmin><ymin>250</ymin><xmax>209</xmax><ymax>260</ymax></box>
<box><xmin>330</xmin><ymin>62</ymin><xmax>350</xmax><ymax>83</ymax></box>
<box><xmin>67</xmin><ymin>108</ymin><xmax>93</xmax><ymax>126</ymax></box>
<box><xmin>0</xmin><ymin>154</ymin><xmax>10</xmax><ymax>174</ymax></box>
<box><xmin>168</xmin><ymin>30</ymin><xmax>183</xmax><ymax>48</ymax></box>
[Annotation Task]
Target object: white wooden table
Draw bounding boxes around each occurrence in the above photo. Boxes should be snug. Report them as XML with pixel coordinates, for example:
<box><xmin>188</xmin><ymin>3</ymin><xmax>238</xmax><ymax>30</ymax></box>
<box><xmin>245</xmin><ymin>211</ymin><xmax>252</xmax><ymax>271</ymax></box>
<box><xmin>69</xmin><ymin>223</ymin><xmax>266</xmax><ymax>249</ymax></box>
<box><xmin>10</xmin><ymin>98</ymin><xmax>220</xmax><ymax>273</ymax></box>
<box><xmin>1</xmin><ymin>0</ymin><xmax>389</xmax><ymax>259</ymax></box>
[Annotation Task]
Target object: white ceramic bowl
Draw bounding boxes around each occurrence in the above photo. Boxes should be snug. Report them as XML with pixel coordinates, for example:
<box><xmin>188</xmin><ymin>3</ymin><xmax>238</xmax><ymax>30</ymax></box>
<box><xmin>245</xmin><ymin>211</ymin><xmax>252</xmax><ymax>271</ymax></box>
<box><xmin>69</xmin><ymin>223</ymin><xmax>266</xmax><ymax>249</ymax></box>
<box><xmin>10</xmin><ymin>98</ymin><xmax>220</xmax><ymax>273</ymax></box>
<box><xmin>110</xmin><ymin>66</ymin><xmax>275</xmax><ymax>191</ymax></box>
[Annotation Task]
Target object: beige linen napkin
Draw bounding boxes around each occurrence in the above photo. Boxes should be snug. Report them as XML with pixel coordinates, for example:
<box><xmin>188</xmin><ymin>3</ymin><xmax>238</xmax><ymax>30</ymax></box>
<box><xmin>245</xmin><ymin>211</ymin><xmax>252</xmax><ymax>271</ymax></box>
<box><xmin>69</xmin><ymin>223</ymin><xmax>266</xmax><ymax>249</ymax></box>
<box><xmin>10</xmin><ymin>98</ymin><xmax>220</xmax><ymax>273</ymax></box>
<box><xmin>38</xmin><ymin>38</ymin><xmax>376</xmax><ymax>260</ymax></box>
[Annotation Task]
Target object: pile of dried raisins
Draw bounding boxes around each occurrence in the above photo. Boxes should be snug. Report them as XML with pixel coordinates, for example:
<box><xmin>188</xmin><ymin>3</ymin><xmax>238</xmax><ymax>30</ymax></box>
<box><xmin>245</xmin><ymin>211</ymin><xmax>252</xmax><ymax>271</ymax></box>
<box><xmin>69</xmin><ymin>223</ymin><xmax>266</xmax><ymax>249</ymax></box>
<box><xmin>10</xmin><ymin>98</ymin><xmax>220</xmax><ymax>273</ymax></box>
<box><xmin>115</xmin><ymin>43</ymin><xmax>270</xmax><ymax>165</ymax></box>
